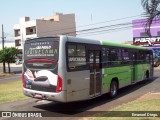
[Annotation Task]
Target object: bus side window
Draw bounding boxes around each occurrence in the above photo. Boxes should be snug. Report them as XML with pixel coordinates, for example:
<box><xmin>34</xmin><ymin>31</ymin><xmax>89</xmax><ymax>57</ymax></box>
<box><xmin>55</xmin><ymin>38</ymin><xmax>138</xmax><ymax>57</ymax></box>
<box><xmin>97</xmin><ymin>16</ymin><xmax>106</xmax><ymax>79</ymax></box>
<box><xmin>67</xmin><ymin>43</ymin><xmax>87</xmax><ymax>71</ymax></box>
<box><xmin>145</xmin><ymin>51</ymin><xmax>150</xmax><ymax>63</ymax></box>
<box><xmin>102</xmin><ymin>47</ymin><xmax>109</xmax><ymax>67</ymax></box>
<box><xmin>109</xmin><ymin>48</ymin><xmax>122</xmax><ymax>66</ymax></box>
<box><xmin>68</xmin><ymin>44</ymin><xmax>76</xmax><ymax>56</ymax></box>
<box><xmin>122</xmin><ymin>49</ymin><xmax>130</xmax><ymax>65</ymax></box>
<box><xmin>138</xmin><ymin>50</ymin><xmax>145</xmax><ymax>64</ymax></box>
<box><xmin>77</xmin><ymin>45</ymin><xmax>85</xmax><ymax>56</ymax></box>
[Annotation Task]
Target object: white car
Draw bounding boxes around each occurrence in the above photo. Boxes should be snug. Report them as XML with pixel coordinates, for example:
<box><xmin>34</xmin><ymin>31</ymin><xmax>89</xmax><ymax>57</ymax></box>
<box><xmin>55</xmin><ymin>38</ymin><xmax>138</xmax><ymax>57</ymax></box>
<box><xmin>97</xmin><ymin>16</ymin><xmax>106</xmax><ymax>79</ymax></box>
<box><xmin>15</xmin><ymin>59</ymin><xmax>22</xmax><ymax>65</ymax></box>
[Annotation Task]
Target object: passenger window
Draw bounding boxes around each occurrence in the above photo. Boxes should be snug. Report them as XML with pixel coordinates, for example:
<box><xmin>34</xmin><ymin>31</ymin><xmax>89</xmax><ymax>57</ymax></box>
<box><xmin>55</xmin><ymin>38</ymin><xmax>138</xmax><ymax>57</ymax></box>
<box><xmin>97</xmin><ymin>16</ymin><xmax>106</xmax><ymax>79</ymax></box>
<box><xmin>102</xmin><ymin>47</ymin><xmax>109</xmax><ymax>67</ymax></box>
<box><xmin>109</xmin><ymin>48</ymin><xmax>122</xmax><ymax>66</ymax></box>
<box><xmin>77</xmin><ymin>45</ymin><xmax>85</xmax><ymax>56</ymax></box>
<box><xmin>68</xmin><ymin>45</ymin><xmax>76</xmax><ymax>56</ymax></box>
<box><xmin>122</xmin><ymin>49</ymin><xmax>130</xmax><ymax>64</ymax></box>
<box><xmin>138</xmin><ymin>51</ymin><xmax>145</xmax><ymax>63</ymax></box>
<box><xmin>67</xmin><ymin>43</ymin><xmax>87</xmax><ymax>71</ymax></box>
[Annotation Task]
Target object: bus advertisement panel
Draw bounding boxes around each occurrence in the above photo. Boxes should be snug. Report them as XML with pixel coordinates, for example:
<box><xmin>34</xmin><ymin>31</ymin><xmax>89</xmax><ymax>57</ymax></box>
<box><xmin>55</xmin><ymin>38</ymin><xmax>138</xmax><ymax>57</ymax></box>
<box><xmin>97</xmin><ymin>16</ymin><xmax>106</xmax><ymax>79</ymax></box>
<box><xmin>22</xmin><ymin>37</ymin><xmax>62</xmax><ymax>95</ymax></box>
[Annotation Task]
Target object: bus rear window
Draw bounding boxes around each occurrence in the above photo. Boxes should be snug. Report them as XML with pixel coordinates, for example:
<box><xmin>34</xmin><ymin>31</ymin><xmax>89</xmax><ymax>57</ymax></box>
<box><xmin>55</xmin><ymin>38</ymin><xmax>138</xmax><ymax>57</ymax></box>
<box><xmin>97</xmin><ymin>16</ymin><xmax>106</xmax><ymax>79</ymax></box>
<box><xmin>24</xmin><ymin>37</ymin><xmax>59</xmax><ymax>61</ymax></box>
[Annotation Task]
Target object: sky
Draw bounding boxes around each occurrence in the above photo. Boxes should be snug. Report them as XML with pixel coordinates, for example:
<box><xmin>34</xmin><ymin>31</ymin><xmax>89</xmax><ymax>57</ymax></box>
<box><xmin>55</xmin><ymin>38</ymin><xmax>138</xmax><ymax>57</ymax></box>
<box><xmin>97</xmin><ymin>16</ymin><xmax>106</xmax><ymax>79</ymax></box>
<box><xmin>0</xmin><ymin>0</ymin><xmax>146</xmax><ymax>43</ymax></box>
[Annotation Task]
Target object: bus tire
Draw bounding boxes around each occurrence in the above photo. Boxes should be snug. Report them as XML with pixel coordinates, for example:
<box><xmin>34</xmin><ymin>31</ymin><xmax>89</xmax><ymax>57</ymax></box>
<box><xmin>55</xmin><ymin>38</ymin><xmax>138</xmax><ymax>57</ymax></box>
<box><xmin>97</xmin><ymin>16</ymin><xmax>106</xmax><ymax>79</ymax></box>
<box><xmin>109</xmin><ymin>80</ymin><xmax>118</xmax><ymax>98</ymax></box>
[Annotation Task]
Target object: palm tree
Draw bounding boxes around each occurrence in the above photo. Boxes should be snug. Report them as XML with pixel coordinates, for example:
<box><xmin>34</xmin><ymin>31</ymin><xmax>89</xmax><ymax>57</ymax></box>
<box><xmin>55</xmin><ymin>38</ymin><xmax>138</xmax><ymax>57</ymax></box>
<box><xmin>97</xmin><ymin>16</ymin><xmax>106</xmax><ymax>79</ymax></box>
<box><xmin>141</xmin><ymin>0</ymin><xmax>160</xmax><ymax>37</ymax></box>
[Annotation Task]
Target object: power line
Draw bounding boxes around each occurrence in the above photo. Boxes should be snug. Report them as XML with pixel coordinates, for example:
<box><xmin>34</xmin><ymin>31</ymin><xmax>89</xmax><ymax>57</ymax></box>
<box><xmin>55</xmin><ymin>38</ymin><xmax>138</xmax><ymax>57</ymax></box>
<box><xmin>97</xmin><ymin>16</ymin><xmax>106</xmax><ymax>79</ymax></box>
<box><xmin>76</xmin><ymin>14</ymin><xmax>143</xmax><ymax>28</ymax></box>
<box><xmin>34</xmin><ymin>15</ymin><xmax>158</xmax><ymax>36</ymax></box>
<box><xmin>6</xmin><ymin>14</ymin><xmax>160</xmax><ymax>40</ymax></box>
<box><xmin>8</xmin><ymin>14</ymin><xmax>151</xmax><ymax>38</ymax></box>
<box><xmin>77</xmin><ymin>25</ymin><xmax>132</xmax><ymax>36</ymax></box>
<box><xmin>26</xmin><ymin>14</ymin><xmax>143</xmax><ymax>35</ymax></box>
<box><xmin>78</xmin><ymin>27</ymin><xmax>132</xmax><ymax>37</ymax></box>
<box><xmin>63</xmin><ymin>18</ymin><xmax>160</xmax><ymax>36</ymax></box>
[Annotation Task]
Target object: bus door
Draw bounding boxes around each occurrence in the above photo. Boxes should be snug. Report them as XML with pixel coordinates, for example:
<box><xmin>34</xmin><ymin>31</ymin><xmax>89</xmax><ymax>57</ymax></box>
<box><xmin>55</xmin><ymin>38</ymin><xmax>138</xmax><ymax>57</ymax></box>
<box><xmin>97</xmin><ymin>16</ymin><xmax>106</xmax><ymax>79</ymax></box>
<box><xmin>131</xmin><ymin>52</ymin><xmax>137</xmax><ymax>83</ymax></box>
<box><xmin>88</xmin><ymin>50</ymin><xmax>101</xmax><ymax>97</ymax></box>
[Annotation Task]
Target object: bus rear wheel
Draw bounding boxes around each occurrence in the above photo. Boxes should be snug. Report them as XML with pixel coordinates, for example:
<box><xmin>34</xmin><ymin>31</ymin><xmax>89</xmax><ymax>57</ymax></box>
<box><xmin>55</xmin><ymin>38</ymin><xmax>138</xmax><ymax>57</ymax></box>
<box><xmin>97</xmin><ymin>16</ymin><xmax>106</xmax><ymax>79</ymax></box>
<box><xmin>109</xmin><ymin>80</ymin><xmax>118</xmax><ymax>98</ymax></box>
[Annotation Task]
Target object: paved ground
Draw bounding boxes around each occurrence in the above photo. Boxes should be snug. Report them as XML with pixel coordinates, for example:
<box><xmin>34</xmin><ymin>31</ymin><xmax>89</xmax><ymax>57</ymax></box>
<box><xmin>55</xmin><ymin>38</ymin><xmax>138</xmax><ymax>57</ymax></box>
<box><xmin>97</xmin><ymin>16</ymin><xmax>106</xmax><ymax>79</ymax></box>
<box><xmin>0</xmin><ymin>68</ymin><xmax>159</xmax><ymax>120</ymax></box>
<box><xmin>0</xmin><ymin>74</ymin><xmax>21</xmax><ymax>83</ymax></box>
<box><xmin>0</xmin><ymin>63</ymin><xmax>22</xmax><ymax>67</ymax></box>
<box><xmin>0</xmin><ymin>63</ymin><xmax>22</xmax><ymax>83</ymax></box>
<box><xmin>0</xmin><ymin>63</ymin><xmax>22</xmax><ymax>73</ymax></box>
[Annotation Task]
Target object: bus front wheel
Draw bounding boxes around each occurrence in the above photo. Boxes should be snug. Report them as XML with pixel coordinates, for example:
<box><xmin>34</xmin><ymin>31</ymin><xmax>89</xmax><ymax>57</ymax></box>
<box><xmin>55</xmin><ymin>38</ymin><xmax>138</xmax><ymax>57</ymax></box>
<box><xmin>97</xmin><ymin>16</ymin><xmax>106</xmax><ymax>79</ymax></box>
<box><xmin>109</xmin><ymin>80</ymin><xmax>118</xmax><ymax>98</ymax></box>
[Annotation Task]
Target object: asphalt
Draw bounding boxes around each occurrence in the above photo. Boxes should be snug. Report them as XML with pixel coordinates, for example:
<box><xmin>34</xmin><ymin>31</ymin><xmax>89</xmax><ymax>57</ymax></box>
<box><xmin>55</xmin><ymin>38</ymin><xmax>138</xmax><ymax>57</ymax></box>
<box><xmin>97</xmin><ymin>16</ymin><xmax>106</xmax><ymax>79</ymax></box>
<box><xmin>0</xmin><ymin>63</ymin><xmax>22</xmax><ymax>83</ymax></box>
<box><xmin>0</xmin><ymin>74</ymin><xmax>21</xmax><ymax>83</ymax></box>
<box><xmin>0</xmin><ymin>63</ymin><xmax>22</xmax><ymax>68</ymax></box>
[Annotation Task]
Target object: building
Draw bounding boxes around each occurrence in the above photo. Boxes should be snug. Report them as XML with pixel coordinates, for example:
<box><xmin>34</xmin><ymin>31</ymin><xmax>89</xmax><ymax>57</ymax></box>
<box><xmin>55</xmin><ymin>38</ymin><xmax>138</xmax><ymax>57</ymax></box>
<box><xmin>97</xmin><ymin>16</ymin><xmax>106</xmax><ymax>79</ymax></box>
<box><xmin>123</xmin><ymin>41</ymin><xmax>133</xmax><ymax>45</ymax></box>
<box><xmin>132</xmin><ymin>17</ymin><xmax>160</xmax><ymax>56</ymax></box>
<box><xmin>14</xmin><ymin>13</ymin><xmax>76</xmax><ymax>58</ymax></box>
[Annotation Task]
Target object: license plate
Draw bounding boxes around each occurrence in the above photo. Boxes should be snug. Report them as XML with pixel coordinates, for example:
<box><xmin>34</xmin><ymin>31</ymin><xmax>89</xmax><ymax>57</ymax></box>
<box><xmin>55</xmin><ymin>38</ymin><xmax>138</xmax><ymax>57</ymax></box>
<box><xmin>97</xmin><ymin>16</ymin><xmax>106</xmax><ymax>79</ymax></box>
<box><xmin>34</xmin><ymin>94</ymin><xmax>43</xmax><ymax>99</ymax></box>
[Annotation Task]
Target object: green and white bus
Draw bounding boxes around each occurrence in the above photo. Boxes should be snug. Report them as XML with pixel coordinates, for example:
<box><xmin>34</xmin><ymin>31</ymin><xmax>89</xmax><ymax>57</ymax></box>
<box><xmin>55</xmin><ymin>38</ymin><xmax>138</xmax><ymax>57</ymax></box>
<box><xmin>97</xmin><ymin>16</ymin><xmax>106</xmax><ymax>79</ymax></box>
<box><xmin>22</xmin><ymin>35</ymin><xmax>153</xmax><ymax>102</ymax></box>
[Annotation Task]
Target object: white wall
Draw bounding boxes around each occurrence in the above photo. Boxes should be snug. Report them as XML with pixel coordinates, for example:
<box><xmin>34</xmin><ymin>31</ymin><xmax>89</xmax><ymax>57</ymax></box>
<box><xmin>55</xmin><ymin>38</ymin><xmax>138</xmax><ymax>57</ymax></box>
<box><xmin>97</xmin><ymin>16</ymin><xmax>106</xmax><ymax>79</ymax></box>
<box><xmin>36</xmin><ymin>14</ymin><xmax>76</xmax><ymax>37</ymax></box>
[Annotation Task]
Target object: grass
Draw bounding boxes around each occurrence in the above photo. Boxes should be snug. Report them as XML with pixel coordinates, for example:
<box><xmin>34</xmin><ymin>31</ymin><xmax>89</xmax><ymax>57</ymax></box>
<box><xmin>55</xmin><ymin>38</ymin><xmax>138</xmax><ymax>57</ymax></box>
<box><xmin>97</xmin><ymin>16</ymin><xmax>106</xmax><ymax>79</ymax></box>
<box><xmin>109</xmin><ymin>99</ymin><xmax>160</xmax><ymax>111</ymax></box>
<box><xmin>0</xmin><ymin>80</ymin><xmax>28</xmax><ymax>103</ymax></box>
<box><xmin>92</xmin><ymin>94</ymin><xmax>160</xmax><ymax>120</ymax></box>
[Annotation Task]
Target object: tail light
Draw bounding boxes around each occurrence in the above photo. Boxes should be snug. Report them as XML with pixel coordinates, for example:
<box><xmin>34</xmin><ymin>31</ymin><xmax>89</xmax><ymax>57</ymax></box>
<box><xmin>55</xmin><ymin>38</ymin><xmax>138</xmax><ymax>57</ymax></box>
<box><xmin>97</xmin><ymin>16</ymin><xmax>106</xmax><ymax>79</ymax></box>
<box><xmin>56</xmin><ymin>75</ymin><xmax>62</xmax><ymax>92</ymax></box>
<box><xmin>22</xmin><ymin>73</ymin><xmax>26</xmax><ymax>88</ymax></box>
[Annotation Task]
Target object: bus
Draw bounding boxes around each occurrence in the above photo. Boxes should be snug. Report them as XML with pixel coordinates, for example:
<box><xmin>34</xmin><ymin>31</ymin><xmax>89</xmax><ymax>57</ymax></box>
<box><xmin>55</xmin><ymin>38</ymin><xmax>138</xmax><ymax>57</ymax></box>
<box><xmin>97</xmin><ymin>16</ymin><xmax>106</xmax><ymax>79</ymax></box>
<box><xmin>22</xmin><ymin>35</ymin><xmax>154</xmax><ymax>102</ymax></box>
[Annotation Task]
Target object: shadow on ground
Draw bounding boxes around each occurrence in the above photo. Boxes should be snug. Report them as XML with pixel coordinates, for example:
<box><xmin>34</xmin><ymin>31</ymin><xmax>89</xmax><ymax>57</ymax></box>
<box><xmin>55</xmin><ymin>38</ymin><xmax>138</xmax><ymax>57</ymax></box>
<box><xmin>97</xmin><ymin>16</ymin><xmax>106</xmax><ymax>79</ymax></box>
<box><xmin>33</xmin><ymin>77</ymin><xmax>158</xmax><ymax>117</ymax></box>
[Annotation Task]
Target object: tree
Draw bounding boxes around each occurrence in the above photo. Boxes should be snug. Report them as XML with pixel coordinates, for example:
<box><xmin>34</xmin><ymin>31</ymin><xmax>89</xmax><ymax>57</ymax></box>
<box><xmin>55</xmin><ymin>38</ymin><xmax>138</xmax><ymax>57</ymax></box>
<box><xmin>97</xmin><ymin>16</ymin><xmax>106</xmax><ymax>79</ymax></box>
<box><xmin>0</xmin><ymin>47</ymin><xmax>17</xmax><ymax>73</ymax></box>
<box><xmin>141</xmin><ymin>0</ymin><xmax>160</xmax><ymax>36</ymax></box>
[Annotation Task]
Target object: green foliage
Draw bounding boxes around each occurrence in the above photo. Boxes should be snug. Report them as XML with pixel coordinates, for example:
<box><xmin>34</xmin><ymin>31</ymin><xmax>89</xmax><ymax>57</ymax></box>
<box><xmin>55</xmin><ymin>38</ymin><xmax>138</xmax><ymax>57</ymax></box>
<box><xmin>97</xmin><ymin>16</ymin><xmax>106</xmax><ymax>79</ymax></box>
<box><xmin>0</xmin><ymin>47</ymin><xmax>17</xmax><ymax>63</ymax></box>
<box><xmin>141</xmin><ymin>0</ymin><xmax>160</xmax><ymax>37</ymax></box>
<box><xmin>0</xmin><ymin>47</ymin><xmax>18</xmax><ymax>73</ymax></box>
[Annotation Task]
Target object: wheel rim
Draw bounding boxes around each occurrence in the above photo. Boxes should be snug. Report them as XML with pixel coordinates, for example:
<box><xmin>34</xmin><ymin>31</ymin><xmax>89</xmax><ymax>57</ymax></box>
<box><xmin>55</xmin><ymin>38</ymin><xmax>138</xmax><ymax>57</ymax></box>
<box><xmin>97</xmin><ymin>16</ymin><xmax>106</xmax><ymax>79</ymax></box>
<box><xmin>111</xmin><ymin>83</ymin><xmax>117</xmax><ymax>96</ymax></box>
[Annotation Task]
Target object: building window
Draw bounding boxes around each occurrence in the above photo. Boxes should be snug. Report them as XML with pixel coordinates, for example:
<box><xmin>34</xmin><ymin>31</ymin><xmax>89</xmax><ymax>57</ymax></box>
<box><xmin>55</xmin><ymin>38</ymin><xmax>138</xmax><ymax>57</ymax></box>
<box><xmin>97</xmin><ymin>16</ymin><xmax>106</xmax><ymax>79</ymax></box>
<box><xmin>15</xmin><ymin>39</ymin><xmax>21</xmax><ymax>46</ymax></box>
<box><xmin>14</xmin><ymin>29</ymin><xmax>20</xmax><ymax>37</ymax></box>
<box><xmin>140</xmin><ymin>32</ymin><xmax>149</xmax><ymax>37</ymax></box>
<box><xmin>26</xmin><ymin>26</ymin><xmax>36</xmax><ymax>35</ymax></box>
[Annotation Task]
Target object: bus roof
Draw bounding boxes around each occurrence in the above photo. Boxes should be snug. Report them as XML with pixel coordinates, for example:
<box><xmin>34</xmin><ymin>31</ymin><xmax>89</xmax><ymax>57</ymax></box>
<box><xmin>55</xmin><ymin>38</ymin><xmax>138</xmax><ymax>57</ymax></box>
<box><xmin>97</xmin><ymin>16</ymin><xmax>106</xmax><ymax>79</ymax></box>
<box><xmin>25</xmin><ymin>35</ymin><xmax>147</xmax><ymax>50</ymax></box>
<box><xmin>102</xmin><ymin>40</ymin><xmax>147</xmax><ymax>50</ymax></box>
<box><xmin>67</xmin><ymin>36</ymin><xmax>147</xmax><ymax>50</ymax></box>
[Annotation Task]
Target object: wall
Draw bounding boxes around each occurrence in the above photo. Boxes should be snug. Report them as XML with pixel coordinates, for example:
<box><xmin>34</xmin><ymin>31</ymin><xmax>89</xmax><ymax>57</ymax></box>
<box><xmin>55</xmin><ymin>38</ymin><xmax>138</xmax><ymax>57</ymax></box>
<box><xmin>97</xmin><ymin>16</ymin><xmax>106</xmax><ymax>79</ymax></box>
<box><xmin>36</xmin><ymin>14</ymin><xmax>76</xmax><ymax>37</ymax></box>
<box><xmin>132</xmin><ymin>18</ymin><xmax>160</xmax><ymax>37</ymax></box>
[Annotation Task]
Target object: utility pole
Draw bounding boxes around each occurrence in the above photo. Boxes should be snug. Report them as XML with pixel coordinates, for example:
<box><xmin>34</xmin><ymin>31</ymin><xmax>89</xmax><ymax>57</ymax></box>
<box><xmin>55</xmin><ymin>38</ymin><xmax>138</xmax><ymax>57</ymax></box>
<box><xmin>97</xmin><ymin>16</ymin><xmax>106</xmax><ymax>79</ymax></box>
<box><xmin>1</xmin><ymin>24</ymin><xmax>6</xmax><ymax>73</ymax></box>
